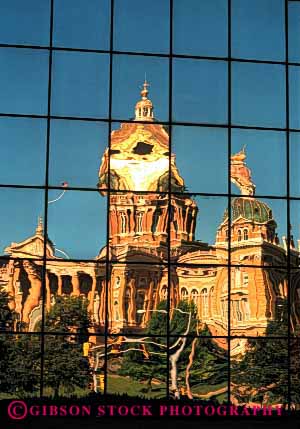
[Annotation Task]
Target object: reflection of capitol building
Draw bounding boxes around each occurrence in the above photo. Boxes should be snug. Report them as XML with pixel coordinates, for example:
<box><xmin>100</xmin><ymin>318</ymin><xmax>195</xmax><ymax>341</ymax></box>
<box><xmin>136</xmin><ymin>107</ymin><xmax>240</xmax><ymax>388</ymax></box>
<box><xmin>1</xmin><ymin>83</ymin><xmax>300</xmax><ymax>347</ymax></box>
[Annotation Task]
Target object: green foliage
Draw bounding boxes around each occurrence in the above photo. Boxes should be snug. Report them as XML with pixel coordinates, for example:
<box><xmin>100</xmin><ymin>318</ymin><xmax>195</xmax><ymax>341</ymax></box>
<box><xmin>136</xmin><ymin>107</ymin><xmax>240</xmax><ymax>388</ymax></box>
<box><xmin>4</xmin><ymin>335</ymin><xmax>41</xmax><ymax>397</ymax></box>
<box><xmin>43</xmin><ymin>296</ymin><xmax>92</xmax><ymax>397</ymax></box>
<box><xmin>45</xmin><ymin>295</ymin><xmax>91</xmax><ymax>337</ymax></box>
<box><xmin>0</xmin><ymin>295</ymin><xmax>92</xmax><ymax>398</ymax></box>
<box><xmin>0</xmin><ymin>286</ymin><xmax>16</xmax><ymax>330</ymax></box>
<box><xmin>231</xmin><ymin>300</ymin><xmax>289</xmax><ymax>405</ymax></box>
<box><xmin>170</xmin><ymin>300</ymin><xmax>198</xmax><ymax>335</ymax></box>
<box><xmin>43</xmin><ymin>334</ymin><xmax>91</xmax><ymax>398</ymax></box>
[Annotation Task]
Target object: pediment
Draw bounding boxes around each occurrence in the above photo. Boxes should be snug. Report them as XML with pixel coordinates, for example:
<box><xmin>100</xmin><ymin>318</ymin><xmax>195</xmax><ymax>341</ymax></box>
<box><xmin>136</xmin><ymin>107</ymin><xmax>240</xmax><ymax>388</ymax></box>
<box><xmin>5</xmin><ymin>235</ymin><xmax>55</xmax><ymax>259</ymax></box>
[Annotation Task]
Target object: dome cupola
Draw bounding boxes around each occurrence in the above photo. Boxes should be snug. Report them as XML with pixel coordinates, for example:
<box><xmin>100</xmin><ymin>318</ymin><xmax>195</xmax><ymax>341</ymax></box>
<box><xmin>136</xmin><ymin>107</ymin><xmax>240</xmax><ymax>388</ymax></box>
<box><xmin>134</xmin><ymin>80</ymin><xmax>154</xmax><ymax>122</ymax></box>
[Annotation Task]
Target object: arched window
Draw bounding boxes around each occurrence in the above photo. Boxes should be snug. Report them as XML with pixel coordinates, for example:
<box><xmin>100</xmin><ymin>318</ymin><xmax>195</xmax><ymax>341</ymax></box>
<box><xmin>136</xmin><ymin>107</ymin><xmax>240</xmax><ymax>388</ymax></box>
<box><xmin>120</xmin><ymin>212</ymin><xmax>127</xmax><ymax>233</ymax></box>
<box><xmin>191</xmin><ymin>289</ymin><xmax>199</xmax><ymax>304</ymax></box>
<box><xmin>113</xmin><ymin>300</ymin><xmax>120</xmax><ymax>321</ymax></box>
<box><xmin>242</xmin><ymin>298</ymin><xmax>250</xmax><ymax>321</ymax></box>
<box><xmin>160</xmin><ymin>285</ymin><xmax>167</xmax><ymax>300</ymax></box>
<box><xmin>139</xmin><ymin>277</ymin><xmax>146</xmax><ymax>288</ymax></box>
<box><xmin>136</xmin><ymin>291</ymin><xmax>145</xmax><ymax>323</ymax></box>
<box><xmin>209</xmin><ymin>287</ymin><xmax>214</xmax><ymax>316</ymax></box>
<box><xmin>221</xmin><ymin>281</ymin><xmax>228</xmax><ymax>295</ymax></box>
<box><xmin>136</xmin><ymin>212</ymin><xmax>144</xmax><ymax>233</ymax></box>
<box><xmin>242</xmin><ymin>272</ymin><xmax>249</xmax><ymax>287</ymax></box>
<box><xmin>235</xmin><ymin>300</ymin><xmax>242</xmax><ymax>321</ymax></box>
<box><xmin>200</xmin><ymin>288</ymin><xmax>208</xmax><ymax>318</ymax></box>
<box><xmin>243</xmin><ymin>228</ymin><xmax>249</xmax><ymax>240</ymax></box>
<box><xmin>234</xmin><ymin>268</ymin><xmax>241</xmax><ymax>289</ymax></box>
<box><xmin>124</xmin><ymin>287</ymin><xmax>131</xmax><ymax>323</ymax></box>
<box><xmin>237</xmin><ymin>229</ymin><xmax>242</xmax><ymax>241</ymax></box>
<box><xmin>221</xmin><ymin>298</ymin><xmax>228</xmax><ymax>320</ymax></box>
<box><xmin>225</xmin><ymin>229</ymin><xmax>229</xmax><ymax>242</ymax></box>
<box><xmin>114</xmin><ymin>276</ymin><xmax>121</xmax><ymax>289</ymax></box>
<box><xmin>181</xmin><ymin>287</ymin><xmax>189</xmax><ymax>301</ymax></box>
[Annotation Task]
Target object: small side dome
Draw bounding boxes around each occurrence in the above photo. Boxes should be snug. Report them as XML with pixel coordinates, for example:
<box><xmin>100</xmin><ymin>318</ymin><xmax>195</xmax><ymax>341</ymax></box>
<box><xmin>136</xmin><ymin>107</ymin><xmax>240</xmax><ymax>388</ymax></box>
<box><xmin>223</xmin><ymin>197</ymin><xmax>274</xmax><ymax>223</ymax></box>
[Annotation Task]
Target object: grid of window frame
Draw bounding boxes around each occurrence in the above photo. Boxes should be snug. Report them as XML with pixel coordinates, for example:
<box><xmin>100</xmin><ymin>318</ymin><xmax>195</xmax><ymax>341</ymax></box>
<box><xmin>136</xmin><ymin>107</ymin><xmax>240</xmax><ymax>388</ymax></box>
<box><xmin>0</xmin><ymin>0</ymin><xmax>299</xmax><ymax>408</ymax></box>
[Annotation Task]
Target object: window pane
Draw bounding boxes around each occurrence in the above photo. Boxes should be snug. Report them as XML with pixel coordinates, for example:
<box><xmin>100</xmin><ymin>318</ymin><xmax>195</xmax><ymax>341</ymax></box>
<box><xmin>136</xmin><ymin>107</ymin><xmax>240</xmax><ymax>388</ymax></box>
<box><xmin>192</xmin><ymin>196</ymin><xmax>229</xmax><ymax>262</ymax></box>
<box><xmin>0</xmin><ymin>48</ymin><xmax>49</xmax><ymax>115</ymax></box>
<box><xmin>291</xmin><ymin>201</ymin><xmax>300</xmax><ymax>259</ymax></box>
<box><xmin>0</xmin><ymin>118</ymin><xmax>47</xmax><ymax>186</ymax></box>
<box><xmin>232</xmin><ymin>0</ymin><xmax>285</xmax><ymax>61</ymax></box>
<box><xmin>107</xmin><ymin>121</ymin><xmax>170</xmax><ymax>193</ymax></box>
<box><xmin>49</xmin><ymin>120</ymin><xmax>108</xmax><ymax>189</ymax></box>
<box><xmin>288</xmin><ymin>2</ymin><xmax>300</xmax><ymax>63</ymax></box>
<box><xmin>232</xmin><ymin>62</ymin><xmax>285</xmax><ymax>128</ymax></box>
<box><xmin>175</xmin><ymin>266</ymin><xmax>229</xmax><ymax>336</ymax></box>
<box><xmin>51</xmin><ymin>51</ymin><xmax>109</xmax><ymax>118</ymax></box>
<box><xmin>114</xmin><ymin>0</ymin><xmax>169</xmax><ymax>54</ymax></box>
<box><xmin>0</xmin><ymin>0</ymin><xmax>50</xmax><ymax>46</ymax></box>
<box><xmin>229</xmin><ymin>197</ymin><xmax>287</xmax><ymax>267</ymax></box>
<box><xmin>231</xmin><ymin>339</ymin><xmax>288</xmax><ymax>405</ymax></box>
<box><xmin>106</xmin><ymin>335</ymin><xmax>167</xmax><ymax>398</ymax></box>
<box><xmin>53</xmin><ymin>0</ymin><xmax>110</xmax><ymax>50</ymax></box>
<box><xmin>0</xmin><ymin>260</ymin><xmax>45</xmax><ymax>332</ymax></box>
<box><xmin>0</xmin><ymin>188</ymin><xmax>45</xmax><ymax>258</ymax></box>
<box><xmin>289</xmin><ymin>66</ymin><xmax>300</xmax><ymax>130</ymax></box>
<box><xmin>170</xmin><ymin>337</ymin><xmax>228</xmax><ymax>401</ymax></box>
<box><xmin>0</xmin><ymin>334</ymin><xmax>41</xmax><ymax>398</ymax></box>
<box><xmin>290</xmin><ymin>132</ymin><xmax>300</xmax><ymax>197</ymax></box>
<box><xmin>231</xmin><ymin>129</ymin><xmax>286</xmax><ymax>197</ymax></box>
<box><xmin>112</xmin><ymin>55</ymin><xmax>169</xmax><ymax>122</ymax></box>
<box><xmin>230</xmin><ymin>267</ymin><xmax>288</xmax><ymax>337</ymax></box>
<box><xmin>47</xmin><ymin>190</ymin><xmax>107</xmax><ymax>260</ymax></box>
<box><xmin>108</xmin><ymin>264</ymin><xmax>168</xmax><ymax>336</ymax></box>
<box><xmin>173</xmin><ymin>58</ymin><xmax>227</xmax><ymax>124</ymax></box>
<box><xmin>108</xmin><ymin>192</ymin><xmax>170</xmax><ymax>263</ymax></box>
<box><xmin>173</xmin><ymin>0</ymin><xmax>228</xmax><ymax>57</ymax></box>
<box><xmin>44</xmin><ymin>335</ymin><xmax>91</xmax><ymax>397</ymax></box>
<box><xmin>173</xmin><ymin>126</ymin><xmax>228</xmax><ymax>194</ymax></box>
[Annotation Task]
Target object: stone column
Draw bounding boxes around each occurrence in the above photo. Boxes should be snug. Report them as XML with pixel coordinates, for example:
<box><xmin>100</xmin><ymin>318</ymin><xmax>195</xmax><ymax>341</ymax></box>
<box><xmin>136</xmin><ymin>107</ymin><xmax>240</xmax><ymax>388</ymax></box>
<box><xmin>7</xmin><ymin>262</ymin><xmax>17</xmax><ymax>310</ymax></box>
<box><xmin>22</xmin><ymin>262</ymin><xmax>42</xmax><ymax>324</ymax></box>
<box><xmin>184</xmin><ymin>206</ymin><xmax>190</xmax><ymax>231</ymax></box>
<box><xmin>71</xmin><ymin>274</ymin><xmax>80</xmax><ymax>296</ymax></box>
<box><xmin>144</xmin><ymin>279</ymin><xmax>154</xmax><ymax>324</ymax></box>
<box><xmin>107</xmin><ymin>279</ymin><xmax>113</xmax><ymax>327</ymax></box>
<box><xmin>153</xmin><ymin>278</ymin><xmax>160</xmax><ymax>308</ymax></box>
<box><xmin>57</xmin><ymin>275</ymin><xmax>63</xmax><ymax>296</ymax></box>
<box><xmin>45</xmin><ymin>273</ymin><xmax>51</xmax><ymax>312</ymax></box>
<box><xmin>129</xmin><ymin>209</ymin><xmax>135</xmax><ymax>234</ymax></box>
<box><xmin>128</xmin><ymin>278</ymin><xmax>136</xmax><ymax>325</ymax></box>
<box><xmin>118</xmin><ymin>274</ymin><xmax>126</xmax><ymax>324</ymax></box>
<box><xmin>99</xmin><ymin>279</ymin><xmax>106</xmax><ymax>325</ymax></box>
<box><xmin>88</xmin><ymin>275</ymin><xmax>97</xmax><ymax>313</ymax></box>
<box><xmin>189</xmin><ymin>210</ymin><xmax>196</xmax><ymax>240</ymax></box>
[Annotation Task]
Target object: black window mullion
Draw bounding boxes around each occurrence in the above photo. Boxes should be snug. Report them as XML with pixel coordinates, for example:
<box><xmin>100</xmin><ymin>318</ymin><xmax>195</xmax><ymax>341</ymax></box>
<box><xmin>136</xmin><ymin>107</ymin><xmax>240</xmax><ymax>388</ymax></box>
<box><xmin>103</xmin><ymin>0</ymin><xmax>115</xmax><ymax>397</ymax></box>
<box><xmin>40</xmin><ymin>0</ymin><xmax>54</xmax><ymax>398</ymax></box>
<box><xmin>285</xmin><ymin>0</ymin><xmax>292</xmax><ymax>413</ymax></box>
<box><xmin>227</xmin><ymin>0</ymin><xmax>232</xmax><ymax>406</ymax></box>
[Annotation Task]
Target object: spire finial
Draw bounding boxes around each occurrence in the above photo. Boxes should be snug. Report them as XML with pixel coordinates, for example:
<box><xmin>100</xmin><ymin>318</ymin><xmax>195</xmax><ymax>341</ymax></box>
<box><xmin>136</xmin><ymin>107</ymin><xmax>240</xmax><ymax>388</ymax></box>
<box><xmin>36</xmin><ymin>216</ymin><xmax>44</xmax><ymax>235</ymax></box>
<box><xmin>141</xmin><ymin>79</ymin><xmax>149</xmax><ymax>99</ymax></box>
